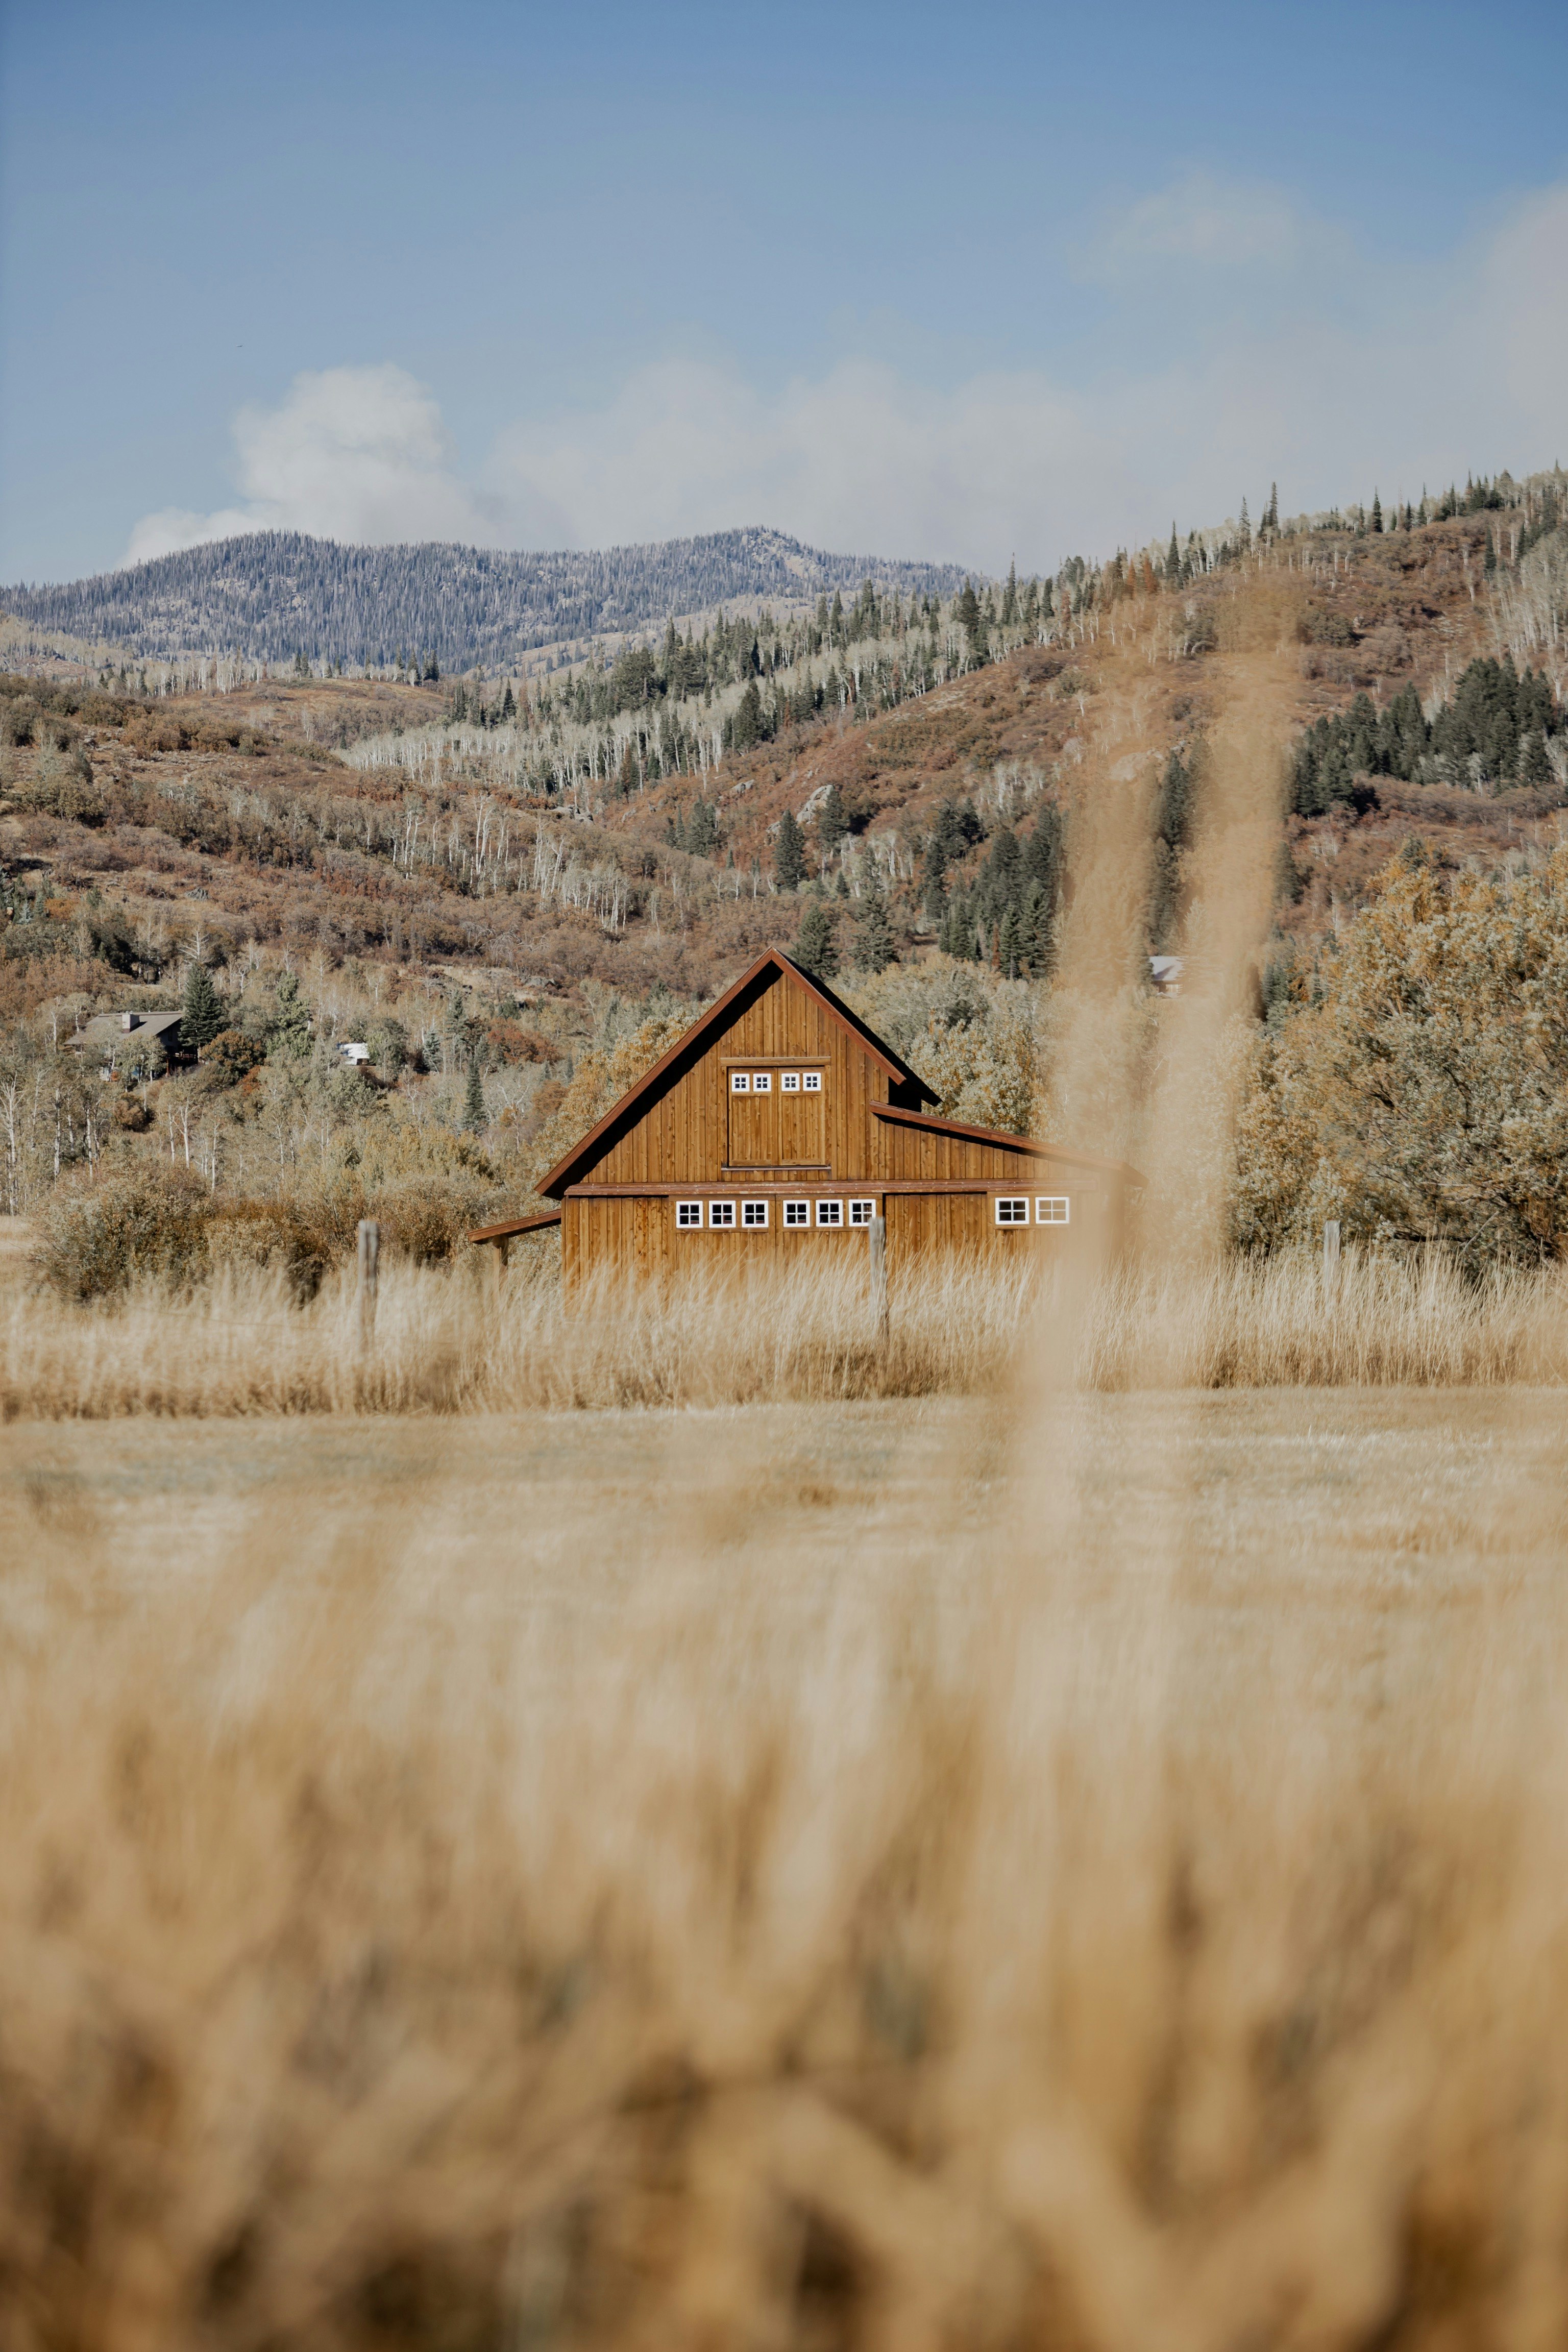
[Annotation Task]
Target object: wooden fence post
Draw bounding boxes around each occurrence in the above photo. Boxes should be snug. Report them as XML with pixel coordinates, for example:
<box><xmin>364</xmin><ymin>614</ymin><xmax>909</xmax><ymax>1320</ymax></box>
<box><xmin>357</xmin><ymin>1219</ymin><xmax>379</xmax><ymax>1349</ymax></box>
<box><xmin>1322</xmin><ymin>1220</ymin><xmax>1340</xmax><ymax>1299</ymax></box>
<box><xmin>868</xmin><ymin>1214</ymin><xmax>888</xmax><ymax>1346</ymax></box>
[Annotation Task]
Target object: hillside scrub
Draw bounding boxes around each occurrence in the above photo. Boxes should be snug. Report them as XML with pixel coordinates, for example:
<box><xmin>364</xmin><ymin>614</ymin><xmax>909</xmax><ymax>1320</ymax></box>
<box><xmin>1234</xmin><ymin>847</ymin><xmax>1568</xmax><ymax>1264</ymax></box>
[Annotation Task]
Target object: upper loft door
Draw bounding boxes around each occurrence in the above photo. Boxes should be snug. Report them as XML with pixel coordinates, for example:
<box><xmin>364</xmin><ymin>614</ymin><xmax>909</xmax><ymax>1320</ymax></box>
<box><xmin>726</xmin><ymin>1064</ymin><xmax>827</xmax><ymax>1168</ymax></box>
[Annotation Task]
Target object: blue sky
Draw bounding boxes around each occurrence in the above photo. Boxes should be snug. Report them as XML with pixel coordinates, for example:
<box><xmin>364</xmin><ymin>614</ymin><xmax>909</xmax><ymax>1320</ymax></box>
<box><xmin>4</xmin><ymin>0</ymin><xmax>1567</xmax><ymax>581</ymax></box>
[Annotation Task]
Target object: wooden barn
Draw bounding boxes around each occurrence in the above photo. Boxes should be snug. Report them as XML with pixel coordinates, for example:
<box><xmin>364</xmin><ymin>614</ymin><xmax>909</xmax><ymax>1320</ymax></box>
<box><xmin>472</xmin><ymin>949</ymin><xmax>1141</xmax><ymax>1286</ymax></box>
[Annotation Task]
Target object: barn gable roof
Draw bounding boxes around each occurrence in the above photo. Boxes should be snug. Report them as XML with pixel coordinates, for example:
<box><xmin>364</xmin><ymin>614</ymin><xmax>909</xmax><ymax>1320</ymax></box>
<box><xmin>536</xmin><ymin>949</ymin><xmax>938</xmax><ymax>1199</ymax></box>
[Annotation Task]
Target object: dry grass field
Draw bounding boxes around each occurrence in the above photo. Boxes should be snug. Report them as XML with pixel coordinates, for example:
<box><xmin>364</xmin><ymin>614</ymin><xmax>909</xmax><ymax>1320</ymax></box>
<box><xmin>8</xmin><ymin>1243</ymin><xmax>1568</xmax><ymax>1418</ymax></box>
<box><xmin>5</xmin><ymin>1367</ymin><xmax>1568</xmax><ymax>2349</ymax></box>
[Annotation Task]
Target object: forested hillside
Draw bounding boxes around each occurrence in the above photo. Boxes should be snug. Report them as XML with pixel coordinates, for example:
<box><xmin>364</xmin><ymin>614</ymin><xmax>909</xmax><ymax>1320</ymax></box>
<box><xmin>1</xmin><ymin>528</ymin><xmax>971</xmax><ymax>673</ymax></box>
<box><xmin>5</xmin><ymin>464</ymin><xmax>1568</xmax><ymax>1262</ymax></box>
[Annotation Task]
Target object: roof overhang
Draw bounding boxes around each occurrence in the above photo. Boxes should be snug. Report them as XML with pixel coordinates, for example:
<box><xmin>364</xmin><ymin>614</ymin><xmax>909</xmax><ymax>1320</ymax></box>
<box><xmin>469</xmin><ymin>1209</ymin><xmax>563</xmax><ymax>1244</ymax></box>
<box><xmin>871</xmin><ymin>1102</ymin><xmax>1148</xmax><ymax>1187</ymax></box>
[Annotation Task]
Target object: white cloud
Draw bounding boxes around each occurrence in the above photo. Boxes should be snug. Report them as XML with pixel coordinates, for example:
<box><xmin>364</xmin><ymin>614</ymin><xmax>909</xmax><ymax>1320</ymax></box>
<box><xmin>125</xmin><ymin>364</ymin><xmax>513</xmax><ymax>563</ymax></box>
<box><xmin>127</xmin><ymin>180</ymin><xmax>1568</xmax><ymax>577</ymax></box>
<box><xmin>1085</xmin><ymin>167</ymin><xmax>1315</xmax><ymax>276</ymax></box>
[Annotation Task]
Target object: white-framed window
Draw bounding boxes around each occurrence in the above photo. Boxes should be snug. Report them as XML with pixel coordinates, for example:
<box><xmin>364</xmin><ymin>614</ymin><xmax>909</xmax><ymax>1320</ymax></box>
<box><xmin>848</xmin><ymin>1199</ymin><xmax>876</xmax><ymax>1226</ymax></box>
<box><xmin>1036</xmin><ymin>1196</ymin><xmax>1071</xmax><ymax>1224</ymax></box>
<box><xmin>675</xmin><ymin>1200</ymin><xmax>702</xmax><ymax>1230</ymax></box>
<box><xmin>742</xmin><ymin>1199</ymin><xmax>769</xmax><ymax>1228</ymax></box>
<box><xmin>783</xmin><ymin>1198</ymin><xmax>810</xmax><ymax>1228</ymax></box>
<box><xmin>709</xmin><ymin>1199</ymin><xmax>737</xmax><ymax>1229</ymax></box>
<box><xmin>752</xmin><ymin>1071</ymin><xmax>772</xmax><ymax>1093</ymax></box>
<box><xmin>781</xmin><ymin>1071</ymin><xmax>801</xmax><ymax>1092</ymax></box>
<box><xmin>816</xmin><ymin>1198</ymin><xmax>843</xmax><ymax>1228</ymax></box>
<box><xmin>802</xmin><ymin>1071</ymin><xmax>823</xmax><ymax>1093</ymax></box>
<box><xmin>995</xmin><ymin>1196</ymin><xmax>1030</xmax><ymax>1227</ymax></box>
<box><xmin>731</xmin><ymin>1071</ymin><xmax>750</xmax><ymax>1092</ymax></box>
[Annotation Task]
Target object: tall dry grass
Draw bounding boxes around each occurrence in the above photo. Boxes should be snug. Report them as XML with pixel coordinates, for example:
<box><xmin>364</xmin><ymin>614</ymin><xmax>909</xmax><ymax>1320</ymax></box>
<box><xmin>4</xmin><ymin>1389</ymin><xmax>1568</xmax><ymax>2349</ymax></box>
<box><xmin>5</xmin><ymin>1245</ymin><xmax>1568</xmax><ymax>1417</ymax></box>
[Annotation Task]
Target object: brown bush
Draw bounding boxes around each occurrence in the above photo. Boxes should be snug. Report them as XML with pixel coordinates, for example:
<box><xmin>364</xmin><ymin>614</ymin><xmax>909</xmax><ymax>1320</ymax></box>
<box><xmin>205</xmin><ymin>1199</ymin><xmax>333</xmax><ymax>1298</ymax></box>
<box><xmin>33</xmin><ymin>1167</ymin><xmax>212</xmax><ymax>1301</ymax></box>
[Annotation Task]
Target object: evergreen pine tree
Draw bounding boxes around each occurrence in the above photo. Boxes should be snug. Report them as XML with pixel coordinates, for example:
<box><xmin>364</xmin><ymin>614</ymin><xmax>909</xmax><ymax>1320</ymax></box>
<box><xmin>461</xmin><ymin>1055</ymin><xmax>486</xmax><ymax>1133</ymax></box>
<box><xmin>853</xmin><ymin>888</ymin><xmax>895</xmax><ymax>974</ymax></box>
<box><xmin>1239</xmin><ymin>496</ymin><xmax>1252</xmax><ymax>550</ymax></box>
<box><xmin>1264</xmin><ymin>482</ymin><xmax>1280</xmax><ymax>535</ymax></box>
<box><xmin>1165</xmin><ymin>524</ymin><xmax>1181</xmax><ymax>584</ymax></box>
<box><xmin>1520</xmin><ymin>729</ymin><xmax>1553</xmax><ymax>786</ymax></box>
<box><xmin>997</xmin><ymin>904</ymin><xmax>1021</xmax><ymax>978</ymax></box>
<box><xmin>774</xmin><ymin>808</ymin><xmax>806</xmax><ymax>890</ymax></box>
<box><xmin>270</xmin><ymin>970</ymin><xmax>313</xmax><ymax>1062</ymax></box>
<box><xmin>817</xmin><ymin>782</ymin><xmax>850</xmax><ymax>856</ymax></box>
<box><xmin>1371</xmin><ymin>491</ymin><xmax>1384</xmax><ymax>534</ymax></box>
<box><xmin>794</xmin><ymin>901</ymin><xmax>839</xmax><ymax>979</ymax></box>
<box><xmin>182</xmin><ymin>960</ymin><xmax>223</xmax><ymax>1056</ymax></box>
<box><xmin>1021</xmin><ymin>881</ymin><xmax>1052</xmax><ymax>976</ymax></box>
<box><xmin>921</xmin><ymin>833</ymin><xmax>948</xmax><ymax>920</ymax></box>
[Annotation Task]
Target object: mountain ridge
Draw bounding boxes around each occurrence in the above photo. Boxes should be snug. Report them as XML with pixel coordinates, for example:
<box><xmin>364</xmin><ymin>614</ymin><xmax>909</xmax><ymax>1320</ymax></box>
<box><xmin>1</xmin><ymin>527</ymin><xmax>976</xmax><ymax>673</ymax></box>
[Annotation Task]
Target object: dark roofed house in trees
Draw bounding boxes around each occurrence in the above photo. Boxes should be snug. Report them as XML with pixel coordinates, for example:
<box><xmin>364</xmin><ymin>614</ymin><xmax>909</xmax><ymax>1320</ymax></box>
<box><xmin>471</xmin><ymin>952</ymin><xmax>1141</xmax><ymax>1287</ymax></box>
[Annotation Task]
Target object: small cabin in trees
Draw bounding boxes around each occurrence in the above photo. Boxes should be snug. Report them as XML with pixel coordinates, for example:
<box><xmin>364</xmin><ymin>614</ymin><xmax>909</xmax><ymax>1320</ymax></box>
<box><xmin>471</xmin><ymin>950</ymin><xmax>1140</xmax><ymax>1286</ymax></box>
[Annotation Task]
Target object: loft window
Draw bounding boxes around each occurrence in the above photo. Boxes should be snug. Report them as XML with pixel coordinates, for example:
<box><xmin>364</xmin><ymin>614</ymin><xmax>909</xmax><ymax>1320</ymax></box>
<box><xmin>995</xmin><ymin>1197</ymin><xmax>1029</xmax><ymax>1227</ymax></box>
<box><xmin>675</xmin><ymin>1201</ymin><xmax>702</xmax><ymax>1230</ymax></box>
<box><xmin>731</xmin><ymin>1072</ymin><xmax>750</xmax><ymax>1093</ymax></box>
<box><xmin>709</xmin><ymin>1199</ymin><xmax>737</xmax><ymax>1229</ymax></box>
<box><xmin>1036</xmin><ymin>1197</ymin><xmax>1071</xmax><ymax>1224</ymax></box>
<box><xmin>802</xmin><ymin>1071</ymin><xmax>823</xmax><ymax>1092</ymax></box>
<box><xmin>752</xmin><ymin>1071</ymin><xmax>772</xmax><ymax>1093</ymax></box>
<box><xmin>848</xmin><ymin>1199</ymin><xmax>876</xmax><ymax>1226</ymax></box>
<box><xmin>742</xmin><ymin>1199</ymin><xmax>769</xmax><ymax>1228</ymax></box>
<box><xmin>781</xmin><ymin>1072</ymin><xmax>801</xmax><ymax>1092</ymax></box>
<box><xmin>816</xmin><ymin>1198</ymin><xmax>843</xmax><ymax>1228</ymax></box>
<box><xmin>783</xmin><ymin>1198</ymin><xmax>810</xmax><ymax>1228</ymax></box>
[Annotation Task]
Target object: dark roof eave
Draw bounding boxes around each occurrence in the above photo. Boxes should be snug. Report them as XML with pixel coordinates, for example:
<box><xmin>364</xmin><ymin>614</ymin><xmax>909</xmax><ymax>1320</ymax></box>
<box><xmin>870</xmin><ymin>1102</ymin><xmax>1148</xmax><ymax>1186</ymax></box>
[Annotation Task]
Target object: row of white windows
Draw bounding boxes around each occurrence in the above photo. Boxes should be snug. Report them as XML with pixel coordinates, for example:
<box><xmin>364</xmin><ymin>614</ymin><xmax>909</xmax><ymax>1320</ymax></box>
<box><xmin>677</xmin><ymin>1197</ymin><xmax>875</xmax><ymax>1230</ymax></box>
<box><xmin>730</xmin><ymin>1070</ymin><xmax>823</xmax><ymax>1093</ymax></box>
<box><xmin>675</xmin><ymin>1196</ymin><xmax>1072</xmax><ymax>1230</ymax></box>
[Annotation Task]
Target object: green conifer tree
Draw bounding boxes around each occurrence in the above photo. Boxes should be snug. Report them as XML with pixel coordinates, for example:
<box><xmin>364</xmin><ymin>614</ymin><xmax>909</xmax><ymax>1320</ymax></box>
<box><xmin>794</xmin><ymin>901</ymin><xmax>839</xmax><ymax>979</ymax></box>
<box><xmin>774</xmin><ymin>808</ymin><xmax>806</xmax><ymax>891</ymax></box>
<box><xmin>461</xmin><ymin>1055</ymin><xmax>486</xmax><ymax>1134</ymax></box>
<box><xmin>182</xmin><ymin>960</ymin><xmax>223</xmax><ymax>1056</ymax></box>
<box><xmin>269</xmin><ymin>970</ymin><xmax>313</xmax><ymax>1063</ymax></box>
<box><xmin>817</xmin><ymin>782</ymin><xmax>849</xmax><ymax>857</ymax></box>
<box><xmin>853</xmin><ymin>888</ymin><xmax>895</xmax><ymax>974</ymax></box>
<box><xmin>1520</xmin><ymin>729</ymin><xmax>1553</xmax><ymax>786</ymax></box>
<box><xmin>997</xmin><ymin>904</ymin><xmax>1021</xmax><ymax>978</ymax></box>
<box><xmin>1371</xmin><ymin>491</ymin><xmax>1384</xmax><ymax>534</ymax></box>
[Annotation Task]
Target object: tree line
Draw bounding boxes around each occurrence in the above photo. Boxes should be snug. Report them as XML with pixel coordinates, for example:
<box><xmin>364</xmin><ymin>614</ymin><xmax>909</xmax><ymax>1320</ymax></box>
<box><xmin>1292</xmin><ymin>656</ymin><xmax>1564</xmax><ymax>812</ymax></box>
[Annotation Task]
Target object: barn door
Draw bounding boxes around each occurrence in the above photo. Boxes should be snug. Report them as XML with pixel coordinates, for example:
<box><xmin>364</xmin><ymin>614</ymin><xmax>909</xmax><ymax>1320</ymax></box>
<box><xmin>727</xmin><ymin>1067</ymin><xmax>826</xmax><ymax>1167</ymax></box>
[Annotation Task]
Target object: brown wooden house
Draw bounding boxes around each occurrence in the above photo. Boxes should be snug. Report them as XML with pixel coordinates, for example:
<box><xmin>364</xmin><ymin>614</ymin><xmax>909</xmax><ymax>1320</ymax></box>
<box><xmin>471</xmin><ymin>949</ymin><xmax>1141</xmax><ymax>1285</ymax></box>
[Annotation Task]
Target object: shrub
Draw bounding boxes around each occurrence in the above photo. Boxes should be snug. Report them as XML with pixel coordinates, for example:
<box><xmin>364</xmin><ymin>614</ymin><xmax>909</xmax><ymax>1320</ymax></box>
<box><xmin>1232</xmin><ymin>847</ymin><xmax>1568</xmax><ymax>1263</ymax></box>
<box><xmin>206</xmin><ymin>1200</ymin><xmax>333</xmax><ymax>1299</ymax></box>
<box><xmin>35</xmin><ymin>1168</ymin><xmax>211</xmax><ymax>1301</ymax></box>
<box><xmin>202</xmin><ymin>1028</ymin><xmax>265</xmax><ymax>1088</ymax></box>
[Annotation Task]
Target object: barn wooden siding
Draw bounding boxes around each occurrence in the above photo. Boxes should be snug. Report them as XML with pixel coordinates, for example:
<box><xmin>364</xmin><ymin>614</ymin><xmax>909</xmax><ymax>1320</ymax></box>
<box><xmin>473</xmin><ymin>952</ymin><xmax>1142</xmax><ymax>1288</ymax></box>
